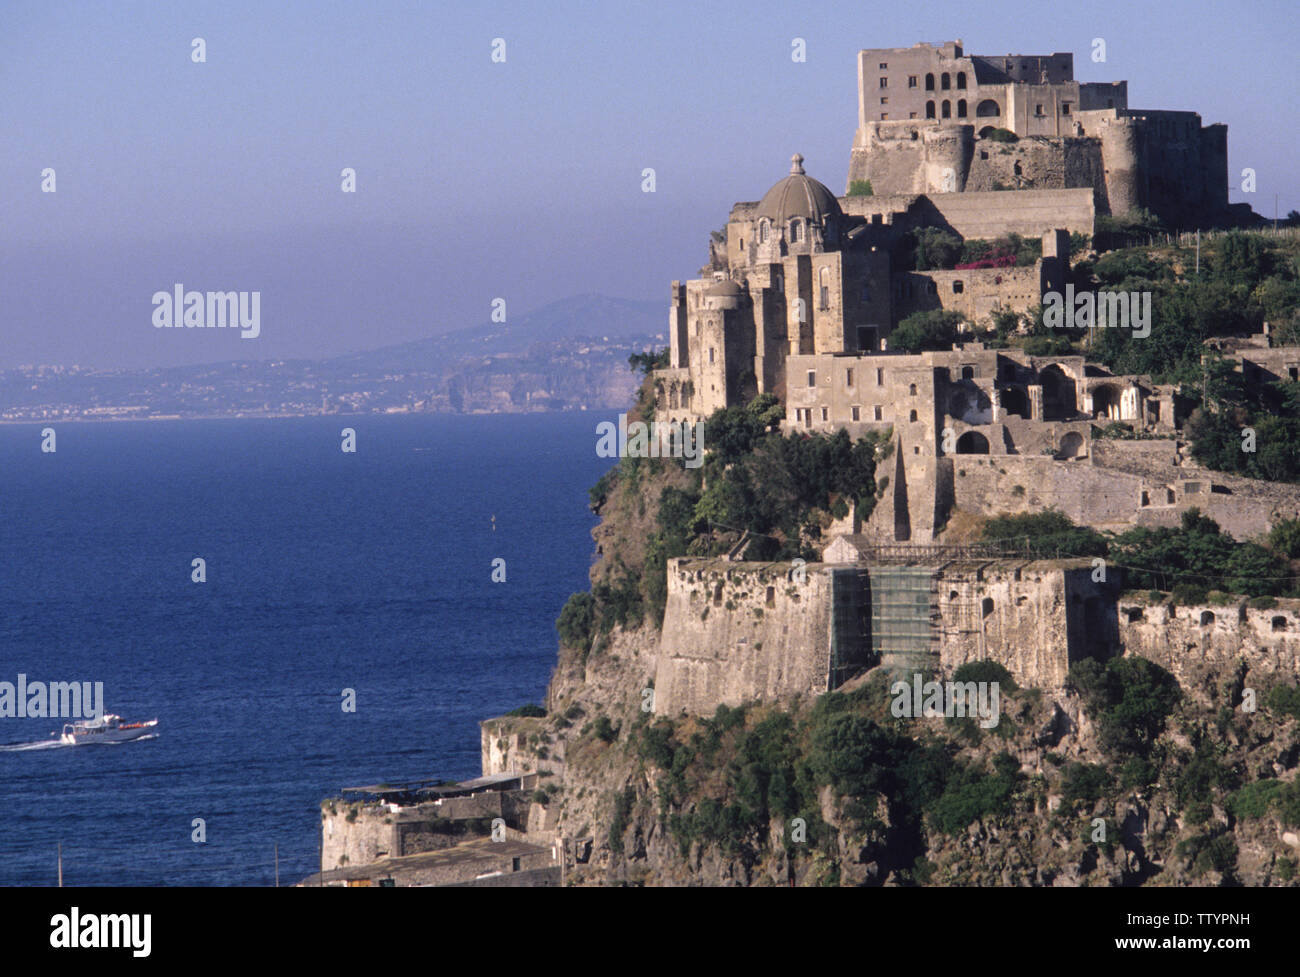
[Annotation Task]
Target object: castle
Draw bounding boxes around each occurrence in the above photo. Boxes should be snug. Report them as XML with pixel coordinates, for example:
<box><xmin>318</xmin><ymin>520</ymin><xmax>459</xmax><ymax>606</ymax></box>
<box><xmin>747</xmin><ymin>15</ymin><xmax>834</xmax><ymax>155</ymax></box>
<box><xmin>846</xmin><ymin>41</ymin><xmax>1240</xmax><ymax>228</ymax></box>
<box><xmin>652</xmin><ymin>41</ymin><xmax>1298</xmax><ymax>549</ymax></box>
<box><xmin>640</xmin><ymin>41</ymin><xmax>1300</xmax><ymax>712</ymax></box>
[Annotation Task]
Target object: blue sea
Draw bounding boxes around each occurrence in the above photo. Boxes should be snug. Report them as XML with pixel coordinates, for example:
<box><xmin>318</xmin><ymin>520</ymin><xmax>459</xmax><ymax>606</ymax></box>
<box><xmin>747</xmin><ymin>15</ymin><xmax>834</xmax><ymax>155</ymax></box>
<box><xmin>0</xmin><ymin>413</ymin><xmax>610</xmax><ymax>886</ymax></box>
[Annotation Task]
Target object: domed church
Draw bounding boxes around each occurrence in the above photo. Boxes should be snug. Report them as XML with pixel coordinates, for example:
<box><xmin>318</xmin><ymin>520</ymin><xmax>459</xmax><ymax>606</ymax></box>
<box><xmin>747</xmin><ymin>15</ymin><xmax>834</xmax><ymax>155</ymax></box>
<box><xmin>658</xmin><ymin>154</ymin><xmax>894</xmax><ymax>422</ymax></box>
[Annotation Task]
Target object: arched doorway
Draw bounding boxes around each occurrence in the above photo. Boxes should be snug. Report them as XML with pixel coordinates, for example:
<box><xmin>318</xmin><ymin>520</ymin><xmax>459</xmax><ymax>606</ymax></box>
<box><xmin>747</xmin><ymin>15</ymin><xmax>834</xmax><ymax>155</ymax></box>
<box><xmin>1000</xmin><ymin>387</ymin><xmax>1030</xmax><ymax>418</ymax></box>
<box><xmin>1092</xmin><ymin>383</ymin><xmax>1123</xmax><ymax>420</ymax></box>
<box><xmin>955</xmin><ymin>431</ymin><xmax>990</xmax><ymax>454</ymax></box>
<box><xmin>976</xmin><ymin>99</ymin><xmax>1001</xmax><ymax>118</ymax></box>
<box><xmin>1040</xmin><ymin>364</ymin><xmax>1076</xmax><ymax>420</ymax></box>
<box><xmin>1056</xmin><ymin>431</ymin><xmax>1085</xmax><ymax>459</ymax></box>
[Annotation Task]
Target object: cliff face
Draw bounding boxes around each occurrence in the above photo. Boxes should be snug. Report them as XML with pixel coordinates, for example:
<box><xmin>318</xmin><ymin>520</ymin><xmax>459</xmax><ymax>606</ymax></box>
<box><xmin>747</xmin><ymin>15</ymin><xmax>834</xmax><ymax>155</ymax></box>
<box><xmin>485</xmin><ymin>631</ymin><xmax>1300</xmax><ymax>885</ymax></box>
<box><xmin>475</xmin><ymin>445</ymin><xmax>1300</xmax><ymax>886</ymax></box>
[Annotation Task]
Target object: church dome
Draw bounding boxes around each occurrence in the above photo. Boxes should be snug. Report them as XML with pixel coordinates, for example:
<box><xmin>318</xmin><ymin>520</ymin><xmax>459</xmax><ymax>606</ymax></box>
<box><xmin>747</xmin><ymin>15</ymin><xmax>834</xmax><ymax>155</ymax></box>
<box><xmin>703</xmin><ymin>277</ymin><xmax>744</xmax><ymax>310</ymax></box>
<box><xmin>757</xmin><ymin>154</ymin><xmax>842</xmax><ymax>225</ymax></box>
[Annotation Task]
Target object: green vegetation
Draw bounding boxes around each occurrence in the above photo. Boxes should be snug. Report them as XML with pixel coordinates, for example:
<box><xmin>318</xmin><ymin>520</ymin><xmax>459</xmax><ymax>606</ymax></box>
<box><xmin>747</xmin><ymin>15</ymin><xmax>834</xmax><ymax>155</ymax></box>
<box><xmin>981</xmin><ymin>510</ymin><xmax>1108</xmax><ymax>559</ymax></box>
<box><xmin>1067</xmin><ymin>656</ymin><xmax>1180</xmax><ymax>756</ymax></box>
<box><xmin>505</xmin><ymin>704</ymin><xmax>546</xmax><ymax>718</ymax></box>
<box><xmin>847</xmin><ymin>179</ymin><xmax>874</xmax><ymax>197</ymax></box>
<box><xmin>1266</xmin><ymin>684</ymin><xmax>1300</xmax><ymax>721</ymax></box>
<box><xmin>889</xmin><ymin>309</ymin><xmax>967</xmax><ymax>352</ymax></box>
<box><xmin>983</xmin><ymin>127</ymin><xmax>1017</xmax><ymax>143</ymax></box>
<box><xmin>1092</xmin><ymin>208</ymin><xmax>1165</xmax><ymax>251</ymax></box>
<box><xmin>957</xmin><ymin>232</ymin><xmax>1041</xmax><ymax>267</ymax></box>
<box><xmin>1110</xmin><ymin>509</ymin><xmax>1293</xmax><ymax>598</ymax></box>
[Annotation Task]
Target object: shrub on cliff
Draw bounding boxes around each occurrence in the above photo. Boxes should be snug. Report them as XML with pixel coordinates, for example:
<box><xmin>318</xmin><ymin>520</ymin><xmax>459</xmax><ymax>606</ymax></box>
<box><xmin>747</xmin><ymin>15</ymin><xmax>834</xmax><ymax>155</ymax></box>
<box><xmin>1266</xmin><ymin>684</ymin><xmax>1300</xmax><ymax>721</ymax></box>
<box><xmin>951</xmin><ymin>660</ymin><xmax>1017</xmax><ymax>691</ymax></box>
<box><xmin>505</xmin><ymin>704</ymin><xmax>546</xmax><ymax>718</ymax></box>
<box><xmin>1067</xmin><ymin>656</ymin><xmax>1181</xmax><ymax>756</ymax></box>
<box><xmin>927</xmin><ymin>753</ymin><xmax>1019</xmax><ymax>834</ymax></box>
<box><xmin>556</xmin><ymin>592</ymin><xmax>595</xmax><ymax>655</ymax></box>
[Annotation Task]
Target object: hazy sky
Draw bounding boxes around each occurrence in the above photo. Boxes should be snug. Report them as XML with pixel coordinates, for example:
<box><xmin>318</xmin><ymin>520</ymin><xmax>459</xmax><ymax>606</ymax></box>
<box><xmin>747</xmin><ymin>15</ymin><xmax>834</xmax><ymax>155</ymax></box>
<box><xmin>3</xmin><ymin>0</ymin><xmax>1296</xmax><ymax>370</ymax></box>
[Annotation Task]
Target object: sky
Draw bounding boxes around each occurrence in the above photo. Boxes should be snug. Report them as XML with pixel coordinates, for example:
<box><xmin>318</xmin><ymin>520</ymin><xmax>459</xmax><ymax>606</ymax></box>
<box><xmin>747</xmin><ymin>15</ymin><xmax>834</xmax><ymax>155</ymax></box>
<box><xmin>2</xmin><ymin>0</ymin><xmax>1296</xmax><ymax>370</ymax></box>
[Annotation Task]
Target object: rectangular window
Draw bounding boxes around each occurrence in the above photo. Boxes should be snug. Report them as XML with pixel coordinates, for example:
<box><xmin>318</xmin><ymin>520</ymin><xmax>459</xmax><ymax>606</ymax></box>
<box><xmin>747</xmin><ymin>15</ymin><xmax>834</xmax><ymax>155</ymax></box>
<box><xmin>1035</xmin><ymin>104</ymin><xmax>1044</xmax><ymax>116</ymax></box>
<box><xmin>873</xmin><ymin>405</ymin><xmax>882</xmax><ymax>420</ymax></box>
<box><xmin>1062</xmin><ymin>102</ymin><xmax>1071</xmax><ymax>115</ymax></box>
<box><xmin>908</xmin><ymin>112</ymin><xmax>917</xmax><ymax>119</ymax></box>
<box><xmin>879</xmin><ymin>77</ymin><xmax>888</xmax><ymax>88</ymax></box>
<box><xmin>879</xmin><ymin>62</ymin><xmax>888</xmax><ymax>69</ymax></box>
<box><xmin>846</xmin><ymin>368</ymin><xmax>854</xmax><ymax>387</ymax></box>
<box><xmin>807</xmin><ymin>370</ymin><xmax>816</xmax><ymax>387</ymax></box>
<box><xmin>908</xmin><ymin>76</ymin><xmax>917</xmax><ymax>88</ymax></box>
<box><xmin>851</xmin><ymin>406</ymin><xmax>860</xmax><ymax>421</ymax></box>
<box><xmin>880</xmin><ymin>97</ymin><xmax>888</xmax><ymax>105</ymax></box>
<box><xmin>876</xmin><ymin>368</ymin><xmax>883</xmax><ymax>385</ymax></box>
<box><xmin>708</xmin><ymin>347</ymin><xmax>715</xmax><ymax>364</ymax></box>
<box><xmin>819</xmin><ymin>286</ymin><xmax>829</xmax><ymax>309</ymax></box>
<box><xmin>821</xmin><ymin>407</ymin><xmax>828</xmax><ymax>422</ymax></box>
<box><xmin>880</xmin><ymin>113</ymin><xmax>889</xmax><ymax>120</ymax></box>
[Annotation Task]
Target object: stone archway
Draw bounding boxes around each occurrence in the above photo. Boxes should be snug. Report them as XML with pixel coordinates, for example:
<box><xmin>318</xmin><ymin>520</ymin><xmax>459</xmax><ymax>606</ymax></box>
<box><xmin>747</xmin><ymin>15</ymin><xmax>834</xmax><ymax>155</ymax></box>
<box><xmin>1056</xmin><ymin>431</ymin><xmax>1085</xmax><ymax>459</ymax></box>
<box><xmin>1040</xmin><ymin>364</ymin><xmax>1076</xmax><ymax>421</ymax></box>
<box><xmin>955</xmin><ymin>430</ymin><xmax>990</xmax><ymax>454</ymax></box>
<box><xmin>976</xmin><ymin>99</ymin><xmax>1001</xmax><ymax>118</ymax></box>
<box><xmin>1091</xmin><ymin>383</ymin><xmax>1123</xmax><ymax>420</ymax></box>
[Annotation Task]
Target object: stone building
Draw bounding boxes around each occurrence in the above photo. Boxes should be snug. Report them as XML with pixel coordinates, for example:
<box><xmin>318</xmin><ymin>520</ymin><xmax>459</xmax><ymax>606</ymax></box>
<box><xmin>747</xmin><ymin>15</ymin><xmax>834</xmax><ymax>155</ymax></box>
<box><xmin>655</xmin><ymin>153</ymin><xmax>1072</xmax><ymax>426</ymax></box>
<box><xmin>847</xmin><ymin>40</ymin><xmax>1234</xmax><ymax>228</ymax></box>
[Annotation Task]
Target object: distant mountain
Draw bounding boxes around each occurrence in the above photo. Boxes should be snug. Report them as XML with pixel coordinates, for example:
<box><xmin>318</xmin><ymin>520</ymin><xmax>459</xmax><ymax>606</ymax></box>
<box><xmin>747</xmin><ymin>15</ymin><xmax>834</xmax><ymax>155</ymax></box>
<box><xmin>327</xmin><ymin>294</ymin><xmax>667</xmax><ymax>374</ymax></box>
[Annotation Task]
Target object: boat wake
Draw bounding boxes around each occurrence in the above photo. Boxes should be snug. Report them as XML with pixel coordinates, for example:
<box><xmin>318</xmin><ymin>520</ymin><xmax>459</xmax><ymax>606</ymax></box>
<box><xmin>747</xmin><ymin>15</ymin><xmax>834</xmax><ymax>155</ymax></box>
<box><xmin>0</xmin><ymin>733</ymin><xmax>159</xmax><ymax>752</ymax></box>
<box><xmin>0</xmin><ymin>739</ymin><xmax>68</xmax><ymax>752</ymax></box>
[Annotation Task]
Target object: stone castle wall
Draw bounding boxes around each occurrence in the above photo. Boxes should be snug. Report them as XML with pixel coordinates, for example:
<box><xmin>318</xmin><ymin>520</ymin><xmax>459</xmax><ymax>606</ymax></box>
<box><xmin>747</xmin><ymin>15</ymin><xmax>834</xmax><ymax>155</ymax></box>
<box><xmin>936</xmin><ymin>562</ymin><xmax>1116</xmax><ymax>690</ymax></box>
<box><xmin>840</xmin><ymin>186</ymin><xmax>1095</xmax><ymax>239</ymax></box>
<box><xmin>1118</xmin><ymin>598</ymin><xmax>1300</xmax><ymax>692</ymax></box>
<box><xmin>653</xmin><ymin>558</ymin><xmax>836</xmax><ymax>717</ymax></box>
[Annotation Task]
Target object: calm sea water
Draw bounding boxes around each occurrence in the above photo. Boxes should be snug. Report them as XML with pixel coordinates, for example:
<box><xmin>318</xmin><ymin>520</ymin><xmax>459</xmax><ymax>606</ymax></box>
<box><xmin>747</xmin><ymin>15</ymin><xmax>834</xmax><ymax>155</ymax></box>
<box><xmin>0</xmin><ymin>413</ymin><xmax>610</xmax><ymax>886</ymax></box>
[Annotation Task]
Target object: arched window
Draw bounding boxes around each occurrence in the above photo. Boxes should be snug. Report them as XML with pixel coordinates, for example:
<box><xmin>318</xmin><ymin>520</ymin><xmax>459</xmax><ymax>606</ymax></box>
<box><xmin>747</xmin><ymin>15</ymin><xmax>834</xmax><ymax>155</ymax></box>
<box><xmin>956</xmin><ymin>71</ymin><xmax>967</xmax><ymax>89</ymax></box>
<box><xmin>909</xmin><ymin>409</ymin><xmax>918</xmax><ymax>422</ymax></box>
<box><xmin>758</xmin><ymin>220</ymin><xmax>769</xmax><ymax>244</ymax></box>
<box><xmin>789</xmin><ymin>219</ymin><xmax>802</xmax><ymax>243</ymax></box>
<box><xmin>941</xmin><ymin>100</ymin><xmax>951</xmax><ymax>118</ymax></box>
<box><xmin>957</xmin><ymin>99</ymin><xmax>967</xmax><ymax>118</ymax></box>
<box><xmin>976</xmin><ymin>99</ymin><xmax>1000</xmax><ymax>118</ymax></box>
<box><xmin>818</xmin><ymin>267</ymin><xmax>830</xmax><ymax>310</ymax></box>
<box><xmin>941</xmin><ymin>72</ymin><xmax>950</xmax><ymax>90</ymax></box>
<box><xmin>924</xmin><ymin>73</ymin><xmax>934</xmax><ymax>91</ymax></box>
<box><xmin>925</xmin><ymin>100</ymin><xmax>936</xmax><ymax>119</ymax></box>
<box><xmin>909</xmin><ymin>383</ymin><xmax>917</xmax><ymax>395</ymax></box>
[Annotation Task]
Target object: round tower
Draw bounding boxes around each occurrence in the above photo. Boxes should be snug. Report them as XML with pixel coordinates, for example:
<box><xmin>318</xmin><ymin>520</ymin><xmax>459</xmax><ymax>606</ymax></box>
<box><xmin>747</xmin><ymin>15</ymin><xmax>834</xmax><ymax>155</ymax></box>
<box><xmin>922</xmin><ymin>124</ymin><xmax>974</xmax><ymax>193</ymax></box>
<box><xmin>1098</xmin><ymin>117</ymin><xmax>1142</xmax><ymax>216</ymax></box>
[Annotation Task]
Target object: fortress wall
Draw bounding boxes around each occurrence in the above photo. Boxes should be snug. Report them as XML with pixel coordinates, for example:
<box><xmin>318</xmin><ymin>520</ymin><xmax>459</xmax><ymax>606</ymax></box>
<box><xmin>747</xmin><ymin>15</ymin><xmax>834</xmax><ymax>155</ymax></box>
<box><xmin>951</xmin><ymin>455</ymin><xmax>1145</xmax><ymax>531</ymax></box>
<box><xmin>321</xmin><ymin>804</ymin><xmax>397</xmax><ymax>872</ymax></box>
<box><xmin>1118</xmin><ymin>599</ymin><xmax>1300</xmax><ymax>691</ymax></box>
<box><xmin>937</xmin><ymin>563</ymin><xmax>1108</xmax><ymax>690</ymax></box>
<box><xmin>896</xmin><ymin>265</ymin><xmax>1042</xmax><ymax>323</ymax></box>
<box><xmin>654</xmin><ymin>558</ymin><xmax>834</xmax><ymax>716</ymax></box>
<box><xmin>924</xmin><ymin>189</ymin><xmax>1094</xmax><ymax>239</ymax></box>
<box><xmin>963</xmin><ymin>137</ymin><xmax>1106</xmax><ymax>200</ymax></box>
<box><xmin>1090</xmin><ymin>440</ymin><xmax>1300</xmax><ymax>540</ymax></box>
